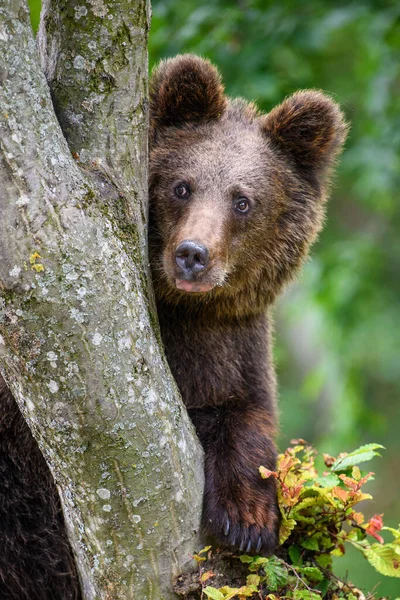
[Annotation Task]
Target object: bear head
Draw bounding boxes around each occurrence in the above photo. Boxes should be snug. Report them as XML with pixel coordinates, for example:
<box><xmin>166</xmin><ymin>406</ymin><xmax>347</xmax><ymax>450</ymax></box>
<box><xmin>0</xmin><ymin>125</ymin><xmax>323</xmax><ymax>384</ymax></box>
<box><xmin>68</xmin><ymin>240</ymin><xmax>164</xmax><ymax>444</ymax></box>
<box><xmin>149</xmin><ymin>54</ymin><xmax>348</xmax><ymax>316</ymax></box>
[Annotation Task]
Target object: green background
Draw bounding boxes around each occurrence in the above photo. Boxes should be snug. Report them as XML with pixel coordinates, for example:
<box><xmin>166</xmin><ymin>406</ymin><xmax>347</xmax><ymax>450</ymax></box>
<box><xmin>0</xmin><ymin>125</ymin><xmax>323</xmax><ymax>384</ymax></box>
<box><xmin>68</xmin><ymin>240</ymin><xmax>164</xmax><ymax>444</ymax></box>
<box><xmin>27</xmin><ymin>0</ymin><xmax>400</xmax><ymax>596</ymax></box>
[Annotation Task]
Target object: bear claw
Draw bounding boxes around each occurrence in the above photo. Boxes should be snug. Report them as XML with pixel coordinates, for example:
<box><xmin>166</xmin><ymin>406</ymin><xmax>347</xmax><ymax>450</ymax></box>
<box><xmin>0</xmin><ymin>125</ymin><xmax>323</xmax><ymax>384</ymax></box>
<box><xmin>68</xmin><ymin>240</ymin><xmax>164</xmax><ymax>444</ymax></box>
<box><xmin>205</xmin><ymin>512</ymin><xmax>279</xmax><ymax>556</ymax></box>
<box><xmin>224</xmin><ymin>518</ymin><xmax>230</xmax><ymax>536</ymax></box>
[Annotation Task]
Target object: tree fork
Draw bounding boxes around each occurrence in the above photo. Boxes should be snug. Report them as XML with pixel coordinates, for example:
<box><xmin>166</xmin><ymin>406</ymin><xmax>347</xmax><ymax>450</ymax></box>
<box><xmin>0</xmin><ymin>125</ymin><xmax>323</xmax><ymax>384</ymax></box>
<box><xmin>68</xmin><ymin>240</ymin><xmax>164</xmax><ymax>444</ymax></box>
<box><xmin>0</xmin><ymin>1</ymin><xmax>204</xmax><ymax>598</ymax></box>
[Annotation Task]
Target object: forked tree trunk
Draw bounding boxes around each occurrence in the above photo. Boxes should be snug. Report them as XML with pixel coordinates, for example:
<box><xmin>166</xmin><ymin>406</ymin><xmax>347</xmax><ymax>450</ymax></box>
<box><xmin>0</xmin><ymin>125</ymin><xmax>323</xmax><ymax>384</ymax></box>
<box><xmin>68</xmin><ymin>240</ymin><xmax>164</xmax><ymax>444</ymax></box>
<box><xmin>0</xmin><ymin>1</ymin><xmax>204</xmax><ymax>598</ymax></box>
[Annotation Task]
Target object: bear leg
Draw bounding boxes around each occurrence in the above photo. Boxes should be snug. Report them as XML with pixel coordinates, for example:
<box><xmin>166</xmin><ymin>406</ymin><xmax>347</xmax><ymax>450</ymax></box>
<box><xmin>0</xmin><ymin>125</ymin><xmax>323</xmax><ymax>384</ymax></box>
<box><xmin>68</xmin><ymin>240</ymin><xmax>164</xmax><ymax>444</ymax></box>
<box><xmin>189</xmin><ymin>403</ymin><xmax>280</xmax><ymax>555</ymax></box>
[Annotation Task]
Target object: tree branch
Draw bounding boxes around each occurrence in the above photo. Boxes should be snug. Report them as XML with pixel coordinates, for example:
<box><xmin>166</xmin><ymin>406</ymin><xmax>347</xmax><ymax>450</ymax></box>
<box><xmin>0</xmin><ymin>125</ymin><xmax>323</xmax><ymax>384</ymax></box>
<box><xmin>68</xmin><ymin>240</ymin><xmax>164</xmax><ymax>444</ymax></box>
<box><xmin>38</xmin><ymin>0</ymin><xmax>150</xmax><ymax>269</ymax></box>
<box><xmin>38</xmin><ymin>1</ymin><xmax>147</xmax><ymax>177</ymax></box>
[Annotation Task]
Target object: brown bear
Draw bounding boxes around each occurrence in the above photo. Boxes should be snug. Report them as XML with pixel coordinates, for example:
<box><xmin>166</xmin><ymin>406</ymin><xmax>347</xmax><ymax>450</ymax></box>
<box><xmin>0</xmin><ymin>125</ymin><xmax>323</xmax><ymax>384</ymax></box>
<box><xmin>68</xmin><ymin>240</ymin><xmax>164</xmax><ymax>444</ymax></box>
<box><xmin>149</xmin><ymin>54</ymin><xmax>347</xmax><ymax>554</ymax></box>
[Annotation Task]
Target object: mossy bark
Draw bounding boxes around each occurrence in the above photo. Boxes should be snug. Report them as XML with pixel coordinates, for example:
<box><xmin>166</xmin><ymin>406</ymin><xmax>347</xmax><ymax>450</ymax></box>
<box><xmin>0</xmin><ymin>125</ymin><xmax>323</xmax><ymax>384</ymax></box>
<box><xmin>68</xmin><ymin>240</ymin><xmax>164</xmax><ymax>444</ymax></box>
<box><xmin>0</xmin><ymin>1</ymin><xmax>204</xmax><ymax>598</ymax></box>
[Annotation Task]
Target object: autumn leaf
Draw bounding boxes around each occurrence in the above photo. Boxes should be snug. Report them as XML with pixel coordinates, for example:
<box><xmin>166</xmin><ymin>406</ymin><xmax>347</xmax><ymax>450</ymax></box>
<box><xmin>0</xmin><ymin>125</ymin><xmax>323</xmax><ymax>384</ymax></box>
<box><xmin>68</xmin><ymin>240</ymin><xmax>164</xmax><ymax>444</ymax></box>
<box><xmin>192</xmin><ymin>545</ymin><xmax>212</xmax><ymax>563</ymax></box>
<box><xmin>201</xmin><ymin>571</ymin><xmax>215</xmax><ymax>582</ymax></box>
<box><xmin>349</xmin><ymin>511</ymin><xmax>365</xmax><ymax>526</ymax></box>
<box><xmin>259</xmin><ymin>466</ymin><xmax>278</xmax><ymax>480</ymax></box>
<box><xmin>365</xmin><ymin>514</ymin><xmax>384</xmax><ymax>544</ymax></box>
<box><xmin>331</xmin><ymin>486</ymin><xmax>350</xmax><ymax>503</ymax></box>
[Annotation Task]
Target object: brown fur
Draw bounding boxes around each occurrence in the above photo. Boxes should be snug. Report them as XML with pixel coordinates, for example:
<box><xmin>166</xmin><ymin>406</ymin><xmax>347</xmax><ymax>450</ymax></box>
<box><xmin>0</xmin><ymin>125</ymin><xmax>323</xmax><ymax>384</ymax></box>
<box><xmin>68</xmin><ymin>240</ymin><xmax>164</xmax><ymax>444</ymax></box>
<box><xmin>149</xmin><ymin>54</ymin><xmax>347</xmax><ymax>553</ymax></box>
<box><xmin>150</xmin><ymin>54</ymin><xmax>227</xmax><ymax>132</ymax></box>
<box><xmin>0</xmin><ymin>375</ymin><xmax>81</xmax><ymax>599</ymax></box>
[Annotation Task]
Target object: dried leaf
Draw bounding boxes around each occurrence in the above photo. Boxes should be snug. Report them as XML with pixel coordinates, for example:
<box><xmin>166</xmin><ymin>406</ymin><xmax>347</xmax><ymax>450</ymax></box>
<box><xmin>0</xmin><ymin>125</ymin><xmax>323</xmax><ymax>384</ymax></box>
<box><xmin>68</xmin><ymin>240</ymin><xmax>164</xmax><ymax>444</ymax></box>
<box><xmin>201</xmin><ymin>571</ymin><xmax>215</xmax><ymax>582</ymax></box>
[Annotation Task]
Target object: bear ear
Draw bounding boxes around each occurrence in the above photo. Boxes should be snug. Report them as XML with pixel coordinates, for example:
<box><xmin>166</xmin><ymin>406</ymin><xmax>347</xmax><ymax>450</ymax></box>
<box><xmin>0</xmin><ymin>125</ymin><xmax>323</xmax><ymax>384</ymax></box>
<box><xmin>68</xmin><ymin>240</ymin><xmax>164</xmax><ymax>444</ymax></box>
<box><xmin>150</xmin><ymin>54</ymin><xmax>227</xmax><ymax>127</ymax></box>
<box><xmin>262</xmin><ymin>91</ymin><xmax>348</xmax><ymax>179</ymax></box>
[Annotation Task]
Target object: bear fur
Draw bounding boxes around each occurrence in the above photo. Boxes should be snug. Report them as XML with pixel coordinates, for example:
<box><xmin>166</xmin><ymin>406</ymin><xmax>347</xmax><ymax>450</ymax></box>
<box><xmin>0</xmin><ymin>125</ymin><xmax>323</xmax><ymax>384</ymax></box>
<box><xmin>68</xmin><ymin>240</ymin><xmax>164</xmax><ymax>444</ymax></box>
<box><xmin>149</xmin><ymin>54</ymin><xmax>347</xmax><ymax>554</ymax></box>
<box><xmin>0</xmin><ymin>375</ymin><xmax>81</xmax><ymax>599</ymax></box>
<box><xmin>0</xmin><ymin>53</ymin><xmax>347</xmax><ymax>596</ymax></box>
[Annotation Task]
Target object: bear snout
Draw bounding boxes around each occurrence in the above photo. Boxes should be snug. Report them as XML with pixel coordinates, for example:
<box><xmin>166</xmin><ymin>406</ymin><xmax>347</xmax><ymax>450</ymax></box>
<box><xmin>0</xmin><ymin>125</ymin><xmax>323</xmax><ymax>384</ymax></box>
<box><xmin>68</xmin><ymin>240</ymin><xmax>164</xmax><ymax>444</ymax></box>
<box><xmin>173</xmin><ymin>240</ymin><xmax>217</xmax><ymax>293</ymax></box>
<box><xmin>175</xmin><ymin>240</ymin><xmax>210</xmax><ymax>278</ymax></box>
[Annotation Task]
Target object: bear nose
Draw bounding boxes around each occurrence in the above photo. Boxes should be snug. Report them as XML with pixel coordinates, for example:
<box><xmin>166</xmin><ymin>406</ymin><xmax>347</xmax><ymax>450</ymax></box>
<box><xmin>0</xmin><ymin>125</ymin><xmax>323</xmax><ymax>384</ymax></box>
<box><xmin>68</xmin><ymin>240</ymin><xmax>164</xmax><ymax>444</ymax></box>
<box><xmin>175</xmin><ymin>240</ymin><xmax>209</xmax><ymax>276</ymax></box>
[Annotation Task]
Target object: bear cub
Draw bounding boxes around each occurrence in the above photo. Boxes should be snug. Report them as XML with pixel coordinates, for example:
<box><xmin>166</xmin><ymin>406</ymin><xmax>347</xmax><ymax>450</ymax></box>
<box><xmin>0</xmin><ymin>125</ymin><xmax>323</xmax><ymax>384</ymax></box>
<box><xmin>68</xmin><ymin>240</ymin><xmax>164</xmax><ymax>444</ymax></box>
<box><xmin>149</xmin><ymin>54</ymin><xmax>347</xmax><ymax>554</ymax></box>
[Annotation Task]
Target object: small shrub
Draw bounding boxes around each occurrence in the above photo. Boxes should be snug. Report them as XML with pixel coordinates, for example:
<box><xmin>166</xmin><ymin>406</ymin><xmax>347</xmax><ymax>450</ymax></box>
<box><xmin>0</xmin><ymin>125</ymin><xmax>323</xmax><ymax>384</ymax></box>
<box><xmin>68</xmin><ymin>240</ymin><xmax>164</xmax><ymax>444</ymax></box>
<box><xmin>197</xmin><ymin>441</ymin><xmax>400</xmax><ymax>600</ymax></box>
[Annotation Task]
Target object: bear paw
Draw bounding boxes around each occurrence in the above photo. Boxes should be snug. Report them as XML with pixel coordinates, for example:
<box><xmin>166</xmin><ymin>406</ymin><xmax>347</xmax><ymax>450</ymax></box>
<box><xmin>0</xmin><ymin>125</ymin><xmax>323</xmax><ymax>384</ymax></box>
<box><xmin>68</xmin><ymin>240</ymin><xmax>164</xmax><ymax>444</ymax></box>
<box><xmin>202</xmin><ymin>478</ymin><xmax>280</xmax><ymax>555</ymax></box>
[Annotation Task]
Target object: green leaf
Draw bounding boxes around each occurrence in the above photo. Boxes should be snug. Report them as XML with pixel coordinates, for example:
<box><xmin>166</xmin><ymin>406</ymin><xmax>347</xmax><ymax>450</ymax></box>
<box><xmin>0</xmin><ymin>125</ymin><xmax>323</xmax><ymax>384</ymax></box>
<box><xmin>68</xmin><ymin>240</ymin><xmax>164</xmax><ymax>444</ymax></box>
<box><xmin>292</xmin><ymin>590</ymin><xmax>321</xmax><ymax>600</ymax></box>
<box><xmin>248</xmin><ymin>556</ymin><xmax>269</xmax><ymax>568</ymax></box>
<box><xmin>219</xmin><ymin>587</ymin><xmax>240</xmax><ymax>599</ymax></box>
<box><xmin>315</xmin><ymin>473</ymin><xmax>340</xmax><ymax>488</ymax></box>
<box><xmin>288</xmin><ymin>544</ymin><xmax>302</xmax><ymax>566</ymax></box>
<box><xmin>293</xmin><ymin>494</ymin><xmax>332</xmax><ymax>516</ymax></box>
<box><xmin>383</xmin><ymin>526</ymin><xmax>400</xmax><ymax>542</ymax></box>
<box><xmin>279</xmin><ymin>515</ymin><xmax>297</xmax><ymax>545</ymax></box>
<box><xmin>363</xmin><ymin>543</ymin><xmax>400</xmax><ymax>577</ymax></box>
<box><xmin>239</xmin><ymin>554</ymin><xmax>254</xmax><ymax>564</ymax></box>
<box><xmin>299</xmin><ymin>566</ymin><xmax>324</xmax><ymax>583</ymax></box>
<box><xmin>293</xmin><ymin>497</ymin><xmax>318</xmax><ymax>512</ymax></box>
<box><xmin>315</xmin><ymin>554</ymin><xmax>332</xmax><ymax>569</ymax></box>
<box><xmin>331</xmin><ymin>444</ymin><xmax>385</xmax><ymax>472</ymax></box>
<box><xmin>219</xmin><ymin>586</ymin><xmax>256</xmax><ymax>599</ymax></box>
<box><xmin>301</xmin><ymin>537</ymin><xmax>320</xmax><ymax>551</ymax></box>
<box><xmin>246</xmin><ymin>574</ymin><xmax>260</xmax><ymax>587</ymax></box>
<box><xmin>203</xmin><ymin>587</ymin><xmax>225</xmax><ymax>600</ymax></box>
<box><xmin>317</xmin><ymin>577</ymin><xmax>329</xmax><ymax>597</ymax></box>
<box><xmin>263</xmin><ymin>557</ymin><xmax>289</xmax><ymax>591</ymax></box>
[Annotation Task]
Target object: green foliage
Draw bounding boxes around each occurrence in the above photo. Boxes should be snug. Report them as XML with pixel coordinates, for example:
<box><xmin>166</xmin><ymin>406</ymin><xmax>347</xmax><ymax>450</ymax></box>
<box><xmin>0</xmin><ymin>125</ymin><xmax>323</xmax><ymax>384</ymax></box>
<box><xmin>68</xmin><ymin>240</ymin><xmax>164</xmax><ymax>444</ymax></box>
<box><xmin>199</xmin><ymin>441</ymin><xmax>400</xmax><ymax>599</ymax></box>
<box><xmin>269</xmin><ymin>441</ymin><xmax>400</xmax><ymax>578</ymax></box>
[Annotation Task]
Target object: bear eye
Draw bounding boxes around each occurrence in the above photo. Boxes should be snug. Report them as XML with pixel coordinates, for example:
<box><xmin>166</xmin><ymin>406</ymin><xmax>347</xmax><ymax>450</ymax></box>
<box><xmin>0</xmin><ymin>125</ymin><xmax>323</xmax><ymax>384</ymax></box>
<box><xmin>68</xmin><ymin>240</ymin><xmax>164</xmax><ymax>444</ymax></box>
<box><xmin>175</xmin><ymin>183</ymin><xmax>190</xmax><ymax>199</ymax></box>
<box><xmin>234</xmin><ymin>197</ymin><xmax>250</xmax><ymax>214</ymax></box>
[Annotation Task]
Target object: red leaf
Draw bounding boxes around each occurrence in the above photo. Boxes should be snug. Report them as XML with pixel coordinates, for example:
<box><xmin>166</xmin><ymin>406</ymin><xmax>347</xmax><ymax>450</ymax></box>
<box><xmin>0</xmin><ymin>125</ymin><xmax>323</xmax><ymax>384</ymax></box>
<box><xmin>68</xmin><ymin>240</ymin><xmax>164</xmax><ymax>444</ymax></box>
<box><xmin>365</xmin><ymin>514</ymin><xmax>384</xmax><ymax>544</ymax></box>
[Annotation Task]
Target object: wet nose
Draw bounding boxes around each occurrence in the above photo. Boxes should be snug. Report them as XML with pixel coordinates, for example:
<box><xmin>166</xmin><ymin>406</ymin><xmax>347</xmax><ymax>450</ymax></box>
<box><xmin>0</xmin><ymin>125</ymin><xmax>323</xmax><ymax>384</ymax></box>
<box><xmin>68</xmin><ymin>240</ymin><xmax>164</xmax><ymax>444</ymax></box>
<box><xmin>175</xmin><ymin>240</ymin><xmax>209</xmax><ymax>276</ymax></box>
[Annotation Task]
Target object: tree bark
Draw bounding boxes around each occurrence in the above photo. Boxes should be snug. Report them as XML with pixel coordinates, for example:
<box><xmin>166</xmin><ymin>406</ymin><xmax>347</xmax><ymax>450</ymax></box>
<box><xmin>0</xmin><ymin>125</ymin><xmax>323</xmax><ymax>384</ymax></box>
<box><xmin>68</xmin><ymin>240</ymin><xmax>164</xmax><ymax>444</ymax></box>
<box><xmin>0</xmin><ymin>1</ymin><xmax>204</xmax><ymax>598</ymax></box>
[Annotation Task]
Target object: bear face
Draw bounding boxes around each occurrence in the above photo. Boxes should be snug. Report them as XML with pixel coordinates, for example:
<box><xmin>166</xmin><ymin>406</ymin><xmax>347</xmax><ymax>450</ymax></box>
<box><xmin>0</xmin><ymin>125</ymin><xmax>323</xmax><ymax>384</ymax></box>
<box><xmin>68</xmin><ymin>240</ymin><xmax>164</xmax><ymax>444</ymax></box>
<box><xmin>149</xmin><ymin>55</ymin><xmax>348</xmax><ymax>317</ymax></box>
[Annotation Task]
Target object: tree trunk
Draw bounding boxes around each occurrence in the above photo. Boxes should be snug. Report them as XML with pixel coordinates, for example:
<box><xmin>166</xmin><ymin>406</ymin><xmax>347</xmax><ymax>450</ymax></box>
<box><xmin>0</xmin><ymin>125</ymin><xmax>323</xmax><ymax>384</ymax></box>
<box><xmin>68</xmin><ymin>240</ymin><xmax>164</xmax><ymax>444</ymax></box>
<box><xmin>0</xmin><ymin>1</ymin><xmax>204</xmax><ymax>598</ymax></box>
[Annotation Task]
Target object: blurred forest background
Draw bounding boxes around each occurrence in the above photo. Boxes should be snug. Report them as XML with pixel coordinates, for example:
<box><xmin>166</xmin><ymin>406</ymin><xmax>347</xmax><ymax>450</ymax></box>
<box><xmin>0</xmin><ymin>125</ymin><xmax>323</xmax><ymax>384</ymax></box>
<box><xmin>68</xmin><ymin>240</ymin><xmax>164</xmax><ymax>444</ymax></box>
<box><xmin>28</xmin><ymin>1</ymin><xmax>399</xmax><ymax>596</ymax></box>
